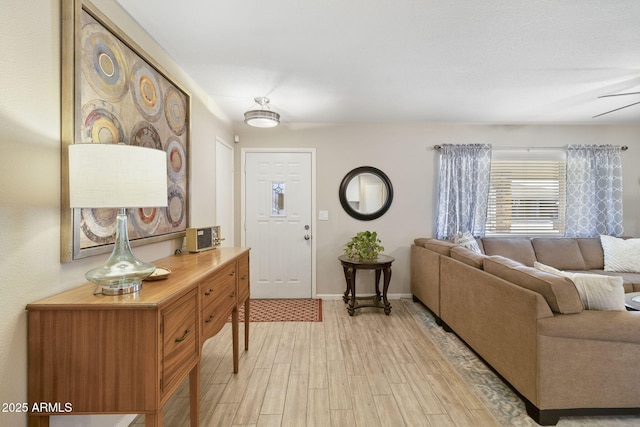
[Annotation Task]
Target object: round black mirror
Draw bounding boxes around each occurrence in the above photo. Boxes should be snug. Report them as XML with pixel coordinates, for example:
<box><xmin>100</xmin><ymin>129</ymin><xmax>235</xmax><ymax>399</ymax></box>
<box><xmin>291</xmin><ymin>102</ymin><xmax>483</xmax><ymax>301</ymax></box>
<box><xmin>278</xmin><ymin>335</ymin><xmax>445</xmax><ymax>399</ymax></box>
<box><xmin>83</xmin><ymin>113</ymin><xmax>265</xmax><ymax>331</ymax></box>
<box><xmin>339</xmin><ymin>166</ymin><xmax>393</xmax><ymax>221</ymax></box>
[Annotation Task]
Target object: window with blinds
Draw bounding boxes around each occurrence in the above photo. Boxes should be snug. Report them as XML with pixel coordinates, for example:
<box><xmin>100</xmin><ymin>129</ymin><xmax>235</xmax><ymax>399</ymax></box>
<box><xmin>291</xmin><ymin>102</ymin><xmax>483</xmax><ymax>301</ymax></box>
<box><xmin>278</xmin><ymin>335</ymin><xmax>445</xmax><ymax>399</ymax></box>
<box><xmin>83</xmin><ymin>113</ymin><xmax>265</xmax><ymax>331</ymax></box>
<box><xmin>485</xmin><ymin>153</ymin><xmax>566</xmax><ymax>236</ymax></box>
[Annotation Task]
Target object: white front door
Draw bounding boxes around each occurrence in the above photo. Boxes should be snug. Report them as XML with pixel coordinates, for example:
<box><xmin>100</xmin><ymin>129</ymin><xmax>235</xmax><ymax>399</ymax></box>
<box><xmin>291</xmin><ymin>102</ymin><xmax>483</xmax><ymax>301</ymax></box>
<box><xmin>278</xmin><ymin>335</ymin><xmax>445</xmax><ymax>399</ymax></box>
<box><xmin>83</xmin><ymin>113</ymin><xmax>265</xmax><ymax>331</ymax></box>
<box><xmin>215</xmin><ymin>138</ymin><xmax>234</xmax><ymax>247</ymax></box>
<box><xmin>244</xmin><ymin>151</ymin><xmax>313</xmax><ymax>298</ymax></box>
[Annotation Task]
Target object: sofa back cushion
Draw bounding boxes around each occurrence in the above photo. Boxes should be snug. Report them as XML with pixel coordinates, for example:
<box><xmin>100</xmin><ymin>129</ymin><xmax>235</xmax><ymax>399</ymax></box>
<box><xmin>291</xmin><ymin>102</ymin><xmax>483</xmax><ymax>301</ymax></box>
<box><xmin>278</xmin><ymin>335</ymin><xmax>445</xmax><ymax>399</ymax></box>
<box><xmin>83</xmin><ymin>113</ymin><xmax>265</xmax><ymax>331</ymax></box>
<box><xmin>484</xmin><ymin>256</ymin><xmax>584</xmax><ymax>314</ymax></box>
<box><xmin>450</xmin><ymin>246</ymin><xmax>486</xmax><ymax>269</ymax></box>
<box><xmin>414</xmin><ymin>238</ymin><xmax>431</xmax><ymax>248</ymax></box>
<box><xmin>576</xmin><ymin>238</ymin><xmax>605</xmax><ymax>270</ymax></box>
<box><xmin>480</xmin><ymin>238</ymin><xmax>537</xmax><ymax>266</ymax></box>
<box><xmin>420</xmin><ymin>238</ymin><xmax>457</xmax><ymax>256</ymax></box>
<box><xmin>531</xmin><ymin>238</ymin><xmax>587</xmax><ymax>270</ymax></box>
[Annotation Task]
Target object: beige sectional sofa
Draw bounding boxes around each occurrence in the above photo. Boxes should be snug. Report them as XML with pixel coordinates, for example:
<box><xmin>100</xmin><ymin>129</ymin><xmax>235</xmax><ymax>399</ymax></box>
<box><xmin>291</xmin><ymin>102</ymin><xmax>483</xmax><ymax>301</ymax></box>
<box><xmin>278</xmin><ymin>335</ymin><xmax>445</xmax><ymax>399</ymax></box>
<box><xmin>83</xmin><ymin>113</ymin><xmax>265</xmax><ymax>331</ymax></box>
<box><xmin>410</xmin><ymin>236</ymin><xmax>640</xmax><ymax>425</ymax></box>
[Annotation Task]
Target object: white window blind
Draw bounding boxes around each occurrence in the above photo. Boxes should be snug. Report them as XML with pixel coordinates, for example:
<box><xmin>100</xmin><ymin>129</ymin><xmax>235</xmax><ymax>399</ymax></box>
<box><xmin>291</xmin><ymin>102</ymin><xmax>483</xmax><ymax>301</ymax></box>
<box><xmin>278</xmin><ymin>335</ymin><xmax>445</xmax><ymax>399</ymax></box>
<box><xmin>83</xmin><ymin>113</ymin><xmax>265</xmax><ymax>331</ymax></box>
<box><xmin>486</xmin><ymin>152</ymin><xmax>566</xmax><ymax>236</ymax></box>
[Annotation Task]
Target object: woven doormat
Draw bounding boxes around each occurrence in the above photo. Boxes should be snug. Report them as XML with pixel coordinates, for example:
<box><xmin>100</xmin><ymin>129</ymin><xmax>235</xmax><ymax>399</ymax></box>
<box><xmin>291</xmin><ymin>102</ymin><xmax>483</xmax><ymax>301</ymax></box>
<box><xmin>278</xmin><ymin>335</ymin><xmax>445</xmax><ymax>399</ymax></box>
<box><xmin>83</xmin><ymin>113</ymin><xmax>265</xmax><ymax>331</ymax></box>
<box><xmin>229</xmin><ymin>299</ymin><xmax>322</xmax><ymax>322</ymax></box>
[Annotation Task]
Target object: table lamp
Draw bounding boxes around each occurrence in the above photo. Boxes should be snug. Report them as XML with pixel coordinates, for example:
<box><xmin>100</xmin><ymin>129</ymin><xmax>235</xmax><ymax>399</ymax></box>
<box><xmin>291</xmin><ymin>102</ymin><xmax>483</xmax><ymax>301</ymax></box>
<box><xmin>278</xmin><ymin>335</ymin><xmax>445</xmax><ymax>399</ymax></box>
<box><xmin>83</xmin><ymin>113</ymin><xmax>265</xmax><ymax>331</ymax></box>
<box><xmin>68</xmin><ymin>143</ymin><xmax>168</xmax><ymax>295</ymax></box>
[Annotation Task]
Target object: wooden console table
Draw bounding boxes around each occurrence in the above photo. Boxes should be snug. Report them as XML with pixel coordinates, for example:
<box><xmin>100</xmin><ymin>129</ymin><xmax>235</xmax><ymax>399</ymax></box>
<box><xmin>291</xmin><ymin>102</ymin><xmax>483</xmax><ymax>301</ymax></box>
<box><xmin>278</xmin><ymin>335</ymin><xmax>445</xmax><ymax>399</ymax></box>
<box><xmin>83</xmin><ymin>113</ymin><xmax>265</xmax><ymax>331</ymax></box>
<box><xmin>339</xmin><ymin>254</ymin><xmax>394</xmax><ymax>316</ymax></box>
<box><xmin>26</xmin><ymin>247</ymin><xmax>250</xmax><ymax>427</ymax></box>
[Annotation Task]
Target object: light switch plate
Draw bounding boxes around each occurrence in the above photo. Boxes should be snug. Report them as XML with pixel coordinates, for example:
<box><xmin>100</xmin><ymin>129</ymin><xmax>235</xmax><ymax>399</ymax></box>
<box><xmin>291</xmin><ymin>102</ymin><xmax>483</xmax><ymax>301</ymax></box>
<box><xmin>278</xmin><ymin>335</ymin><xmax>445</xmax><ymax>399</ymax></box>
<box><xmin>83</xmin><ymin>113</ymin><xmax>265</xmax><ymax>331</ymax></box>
<box><xmin>319</xmin><ymin>210</ymin><xmax>329</xmax><ymax>221</ymax></box>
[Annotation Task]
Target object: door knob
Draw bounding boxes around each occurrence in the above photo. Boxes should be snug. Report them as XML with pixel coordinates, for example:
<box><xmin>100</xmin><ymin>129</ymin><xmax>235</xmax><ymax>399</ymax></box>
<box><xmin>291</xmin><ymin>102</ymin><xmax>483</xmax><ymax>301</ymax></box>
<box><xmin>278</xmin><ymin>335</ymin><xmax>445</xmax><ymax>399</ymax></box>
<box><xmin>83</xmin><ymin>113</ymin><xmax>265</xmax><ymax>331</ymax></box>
<box><xmin>304</xmin><ymin>234</ymin><xmax>311</xmax><ymax>240</ymax></box>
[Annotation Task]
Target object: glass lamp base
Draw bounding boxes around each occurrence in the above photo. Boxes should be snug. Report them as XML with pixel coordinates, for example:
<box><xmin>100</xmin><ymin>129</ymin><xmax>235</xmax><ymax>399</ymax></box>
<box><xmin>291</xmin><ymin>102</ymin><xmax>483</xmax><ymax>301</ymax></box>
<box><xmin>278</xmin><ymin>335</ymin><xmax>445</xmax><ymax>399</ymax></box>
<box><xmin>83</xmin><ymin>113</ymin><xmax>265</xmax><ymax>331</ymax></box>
<box><xmin>100</xmin><ymin>280</ymin><xmax>143</xmax><ymax>296</ymax></box>
<box><xmin>86</xmin><ymin>209</ymin><xmax>155</xmax><ymax>296</ymax></box>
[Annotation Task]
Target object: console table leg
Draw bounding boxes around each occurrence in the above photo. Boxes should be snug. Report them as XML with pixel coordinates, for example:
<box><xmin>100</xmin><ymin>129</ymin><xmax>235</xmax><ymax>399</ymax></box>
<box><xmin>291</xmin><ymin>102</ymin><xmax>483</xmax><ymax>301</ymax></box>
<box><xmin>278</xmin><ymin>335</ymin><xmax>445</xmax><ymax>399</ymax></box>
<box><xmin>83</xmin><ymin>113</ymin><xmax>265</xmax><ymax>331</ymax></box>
<box><xmin>232</xmin><ymin>308</ymin><xmax>239</xmax><ymax>373</ymax></box>
<box><xmin>244</xmin><ymin>298</ymin><xmax>250</xmax><ymax>351</ymax></box>
<box><xmin>145</xmin><ymin>412</ymin><xmax>160</xmax><ymax>427</ymax></box>
<box><xmin>190</xmin><ymin>363</ymin><xmax>200</xmax><ymax>426</ymax></box>
<box><xmin>28</xmin><ymin>415</ymin><xmax>49</xmax><ymax>427</ymax></box>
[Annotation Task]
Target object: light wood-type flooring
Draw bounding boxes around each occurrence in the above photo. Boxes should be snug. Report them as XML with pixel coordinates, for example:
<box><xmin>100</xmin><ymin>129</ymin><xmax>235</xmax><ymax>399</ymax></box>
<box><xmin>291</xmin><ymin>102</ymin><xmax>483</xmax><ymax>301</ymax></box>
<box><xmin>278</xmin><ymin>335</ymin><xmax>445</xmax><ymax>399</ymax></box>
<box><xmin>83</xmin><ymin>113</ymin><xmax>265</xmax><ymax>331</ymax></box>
<box><xmin>131</xmin><ymin>299</ymin><xmax>500</xmax><ymax>427</ymax></box>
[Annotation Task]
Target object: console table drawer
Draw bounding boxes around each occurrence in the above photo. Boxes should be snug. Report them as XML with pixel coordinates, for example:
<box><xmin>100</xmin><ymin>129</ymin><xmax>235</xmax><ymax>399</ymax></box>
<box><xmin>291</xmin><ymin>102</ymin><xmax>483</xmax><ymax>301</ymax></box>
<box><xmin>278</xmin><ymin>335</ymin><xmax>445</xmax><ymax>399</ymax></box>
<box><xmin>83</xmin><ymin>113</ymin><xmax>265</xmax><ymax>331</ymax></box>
<box><xmin>237</xmin><ymin>252</ymin><xmax>250</xmax><ymax>303</ymax></box>
<box><xmin>200</xmin><ymin>262</ymin><xmax>236</xmax><ymax>306</ymax></box>
<box><xmin>161</xmin><ymin>289</ymin><xmax>199</xmax><ymax>395</ymax></box>
<box><xmin>202</xmin><ymin>277</ymin><xmax>236</xmax><ymax>340</ymax></box>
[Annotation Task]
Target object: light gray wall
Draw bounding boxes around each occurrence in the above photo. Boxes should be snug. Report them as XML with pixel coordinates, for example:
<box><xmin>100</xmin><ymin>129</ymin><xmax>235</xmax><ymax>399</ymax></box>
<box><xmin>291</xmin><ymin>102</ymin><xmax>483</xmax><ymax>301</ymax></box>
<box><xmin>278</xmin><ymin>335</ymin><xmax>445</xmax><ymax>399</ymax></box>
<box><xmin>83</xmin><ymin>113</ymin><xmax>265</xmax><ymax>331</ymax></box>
<box><xmin>235</xmin><ymin>124</ymin><xmax>640</xmax><ymax>298</ymax></box>
<box><xmin>2</xmin><ymin>1</ymin><xmax>640</xmax><ymax>426</ymax></box>
<box><xmin>0</xmin><ymin>1</ymin><xmax>232</xmax><ymax>426</ymax></box>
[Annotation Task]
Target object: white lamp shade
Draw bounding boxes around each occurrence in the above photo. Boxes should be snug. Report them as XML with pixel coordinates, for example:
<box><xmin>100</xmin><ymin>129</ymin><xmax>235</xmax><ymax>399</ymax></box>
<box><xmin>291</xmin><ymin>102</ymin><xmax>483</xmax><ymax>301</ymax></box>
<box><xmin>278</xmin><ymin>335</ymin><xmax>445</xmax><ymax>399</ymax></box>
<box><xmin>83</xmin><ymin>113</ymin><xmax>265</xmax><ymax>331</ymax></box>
<box><xmin>68</xmin><ymin>143</ymin><xmax>168</xmax><ymax>208</ymax></box>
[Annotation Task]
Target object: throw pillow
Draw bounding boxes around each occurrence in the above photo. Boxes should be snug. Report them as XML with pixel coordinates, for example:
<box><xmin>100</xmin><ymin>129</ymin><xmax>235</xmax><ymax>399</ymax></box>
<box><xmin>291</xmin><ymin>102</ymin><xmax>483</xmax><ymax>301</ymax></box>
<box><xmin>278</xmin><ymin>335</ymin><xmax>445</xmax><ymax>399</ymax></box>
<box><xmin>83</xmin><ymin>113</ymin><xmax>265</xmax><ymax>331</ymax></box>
<box><xmin>453</xmin><ymin>231</ymin><xmax>481</xmax><ymax>253</ymax></box>
<box><xmin>533</xmin><ymin>261</ymin><xmax>571</xmax><ymax>278</ymax></box>
<box><xmin>570</xmin><ymin>272</ymin><xmax>625</xmax><ymax>311</ymax></box>
<box><xmin>600</xmin><ymin>235</ymin><xmax>640</xmax><ymax>273</ymax></box>
<box><xmin>534</xmin><ymin>262</ymin><xmax>625</xmax><ymax>311</ymax></box>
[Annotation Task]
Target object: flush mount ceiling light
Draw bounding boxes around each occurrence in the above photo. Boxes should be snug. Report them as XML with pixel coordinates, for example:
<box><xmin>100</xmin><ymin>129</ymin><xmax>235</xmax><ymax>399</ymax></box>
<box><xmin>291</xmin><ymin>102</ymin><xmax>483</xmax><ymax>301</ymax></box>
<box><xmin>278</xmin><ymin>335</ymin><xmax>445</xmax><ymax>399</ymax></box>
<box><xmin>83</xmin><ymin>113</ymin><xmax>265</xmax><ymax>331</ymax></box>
<box><xmin>244</xmin><ymin>97</ymin><xmax>280</xmax><ymax>128</ymax></box>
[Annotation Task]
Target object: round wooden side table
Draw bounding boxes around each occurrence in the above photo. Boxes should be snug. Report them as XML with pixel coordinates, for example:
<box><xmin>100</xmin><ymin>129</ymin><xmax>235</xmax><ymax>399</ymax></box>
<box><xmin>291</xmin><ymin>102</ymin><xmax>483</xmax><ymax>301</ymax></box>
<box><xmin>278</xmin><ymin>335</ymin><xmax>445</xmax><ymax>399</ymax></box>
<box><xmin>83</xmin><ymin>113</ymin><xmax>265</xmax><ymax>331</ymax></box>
<box><xmin>339</xmin><ymin>254</ymin><xmax>395</xmax><ymax>316</ymax></box>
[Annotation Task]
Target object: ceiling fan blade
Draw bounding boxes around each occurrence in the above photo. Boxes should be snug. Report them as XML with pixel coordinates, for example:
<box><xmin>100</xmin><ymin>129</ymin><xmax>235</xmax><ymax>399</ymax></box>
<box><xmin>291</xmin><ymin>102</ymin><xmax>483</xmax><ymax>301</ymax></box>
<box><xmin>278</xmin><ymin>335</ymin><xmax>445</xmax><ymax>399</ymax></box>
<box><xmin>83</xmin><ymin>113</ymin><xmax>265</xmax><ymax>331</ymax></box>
<box><xmin>592</xmin><ymin>100</ymin><xmax>640</xmax><ymax>118</ymax></box>
<box><xmin>598</xmin><ymin>91</ymin><xmax>640</xmax><ymax>98</ymax></box>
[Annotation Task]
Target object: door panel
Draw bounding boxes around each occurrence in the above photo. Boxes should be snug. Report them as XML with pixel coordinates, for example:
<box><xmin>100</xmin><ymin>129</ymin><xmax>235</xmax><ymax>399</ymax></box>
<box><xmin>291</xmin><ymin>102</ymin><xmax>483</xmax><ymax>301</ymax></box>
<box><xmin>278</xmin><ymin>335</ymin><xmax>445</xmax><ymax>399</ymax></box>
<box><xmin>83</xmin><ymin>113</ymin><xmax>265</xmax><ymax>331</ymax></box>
<box><xmin>245</xmin><ymin>152</ymin><xmax>312</xmax><ymax>298</ymax></box>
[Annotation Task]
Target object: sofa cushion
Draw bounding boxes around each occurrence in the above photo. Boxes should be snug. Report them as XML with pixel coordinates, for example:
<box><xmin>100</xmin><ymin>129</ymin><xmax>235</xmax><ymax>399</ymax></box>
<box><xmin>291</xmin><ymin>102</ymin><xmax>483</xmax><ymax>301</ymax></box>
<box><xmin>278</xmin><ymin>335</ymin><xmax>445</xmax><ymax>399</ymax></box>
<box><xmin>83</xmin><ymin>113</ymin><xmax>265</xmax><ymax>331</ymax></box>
<box><xmin>576</xmin><ymin>238</ymin><xmax>605</xmax><ymax>270</ymax></box>
<box><xmin>533</xmin><ymin>261</ymin><xmax>569</xmax><ymax>277</ymax></box>
<box><xmin>481</xmin><ymin>238</ymin><xmax>537</xmax><ymax>266</ymax></box>
<box><xmin>537</xmin><ymin>310</ymin><xmax>640</xmax><ymax>343</ymax></box>
<box><xmin>531</xmin><ymin>238</ymin><xmax>586</xmax><ymax>270</ymax></box>
<box><xmin>450</xmin><ymin>246</ymin><xmax>486</xmax><ymax>269</ymax></box>
<box><xmin>484</xmin><ymin>256</ymin><xmax>583</xmax><ymax>314</ymax></box>
<box><xmin>534</xmin><ymin>262</ymin><xmax>625</xmax><ymax>311</ymax></box>
<box><xmin>414</xmin><ymin>238</ymin><xmax>431</xmax><ymax>248</ymax></box>
<box><xmin>600</xmin><ymin>235</ymin><xmax>640</xmax><ymax>273</ymax></box>
<box><xmin>422</xmin><ymin>239</ymin><xmax>457</xmax><ymax>256</ymax></box>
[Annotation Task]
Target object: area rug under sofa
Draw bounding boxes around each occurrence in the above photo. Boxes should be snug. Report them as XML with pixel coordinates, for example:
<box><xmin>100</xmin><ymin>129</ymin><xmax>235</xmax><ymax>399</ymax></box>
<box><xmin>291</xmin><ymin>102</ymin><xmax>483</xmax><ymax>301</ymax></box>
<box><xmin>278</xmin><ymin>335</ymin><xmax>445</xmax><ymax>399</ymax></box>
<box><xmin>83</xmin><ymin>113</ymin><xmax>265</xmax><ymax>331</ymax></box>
<box><xmin>403</xmin><ymin>298</ymin><xmax>640</xmax><ymax>426</ymax></box>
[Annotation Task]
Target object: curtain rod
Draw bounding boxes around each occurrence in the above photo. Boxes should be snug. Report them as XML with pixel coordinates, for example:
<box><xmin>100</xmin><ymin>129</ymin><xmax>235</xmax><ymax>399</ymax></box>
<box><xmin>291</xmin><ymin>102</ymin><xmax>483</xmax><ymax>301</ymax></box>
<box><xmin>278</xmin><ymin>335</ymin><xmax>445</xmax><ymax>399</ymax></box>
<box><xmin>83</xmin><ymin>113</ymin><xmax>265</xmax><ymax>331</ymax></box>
<box><xmin>433</xmin><ymin>145</ymin><xmax>628</xmax><ymax>151</ymax></box>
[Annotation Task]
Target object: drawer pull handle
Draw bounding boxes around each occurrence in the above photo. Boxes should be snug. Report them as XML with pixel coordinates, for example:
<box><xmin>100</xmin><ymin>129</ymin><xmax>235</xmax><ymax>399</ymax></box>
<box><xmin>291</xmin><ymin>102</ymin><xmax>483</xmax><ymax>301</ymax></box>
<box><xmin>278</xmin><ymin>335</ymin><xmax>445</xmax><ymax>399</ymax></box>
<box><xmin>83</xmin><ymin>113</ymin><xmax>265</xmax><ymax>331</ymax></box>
<box><xmin>241</xmin><ymin>275</ymin><xmax>248</xmax><ymax>280</ymax></box>
<box><xmin>205</xmin><ymin>288</ymin><xmax>214</xmax><ymax>296</ymax></box>
<box><xmin>204</xmin><ymin>315</ymin><xmax>214</xmax><ymax>323</ymax></box>
<box><xmin>175</xmin><ymin>329</ymin><xmax>190</xmax><ymax>343</ymax></box>
<box><xmin>229</xmin><ymin>272</ymin><xmax>236</xmax><ymax>277</ymax></box>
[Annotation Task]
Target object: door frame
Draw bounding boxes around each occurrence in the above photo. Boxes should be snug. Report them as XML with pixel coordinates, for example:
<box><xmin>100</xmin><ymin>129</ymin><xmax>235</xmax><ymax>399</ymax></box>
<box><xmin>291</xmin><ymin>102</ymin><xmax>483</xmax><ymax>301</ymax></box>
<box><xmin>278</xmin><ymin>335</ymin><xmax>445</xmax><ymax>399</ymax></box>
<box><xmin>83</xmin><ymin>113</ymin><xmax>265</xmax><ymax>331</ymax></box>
<box><xmin>241</xmin><ymin>147</ymin><xmax>317</xmax><ymax>298</ymax></box>
<box><xmin>215</xmin><ymin>136</ymin><xmax>234</xmax><ymax>247</ymax></box>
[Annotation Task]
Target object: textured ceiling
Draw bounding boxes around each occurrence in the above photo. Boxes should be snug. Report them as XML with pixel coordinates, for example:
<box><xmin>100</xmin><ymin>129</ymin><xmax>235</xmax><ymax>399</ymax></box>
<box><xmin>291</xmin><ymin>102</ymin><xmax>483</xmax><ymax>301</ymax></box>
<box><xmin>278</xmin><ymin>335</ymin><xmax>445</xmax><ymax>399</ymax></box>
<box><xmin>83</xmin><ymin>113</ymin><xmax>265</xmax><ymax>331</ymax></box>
<box><xmin>116</xmin><ymin>0</ymin><xmax>640</xmax><ymax>125</ymax></box>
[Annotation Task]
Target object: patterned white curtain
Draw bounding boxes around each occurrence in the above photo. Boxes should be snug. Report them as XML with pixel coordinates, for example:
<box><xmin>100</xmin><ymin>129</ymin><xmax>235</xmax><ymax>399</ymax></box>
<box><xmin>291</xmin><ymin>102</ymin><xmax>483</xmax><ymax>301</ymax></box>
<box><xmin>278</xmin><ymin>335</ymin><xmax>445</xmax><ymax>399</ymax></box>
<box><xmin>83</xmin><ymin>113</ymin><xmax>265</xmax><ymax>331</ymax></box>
<box><xmin>565</xmin><ymin>144</ymin><xmax>624</xmax><ymax>237</ymax></box>
<box><xmin>435</xmin><ymin>144</ymin><xmax>492</xmax><ymax>239</ymax></box>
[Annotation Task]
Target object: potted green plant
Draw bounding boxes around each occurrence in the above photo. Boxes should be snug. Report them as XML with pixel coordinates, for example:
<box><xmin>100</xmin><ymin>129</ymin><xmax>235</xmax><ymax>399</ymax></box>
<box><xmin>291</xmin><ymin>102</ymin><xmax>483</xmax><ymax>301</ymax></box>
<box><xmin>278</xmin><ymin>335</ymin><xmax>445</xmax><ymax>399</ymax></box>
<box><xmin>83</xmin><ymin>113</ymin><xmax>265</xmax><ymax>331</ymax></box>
<box><xmin>344</xmin><ymin>231</ymin><xmax>384</xmax><ymax>261</ymax></box>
